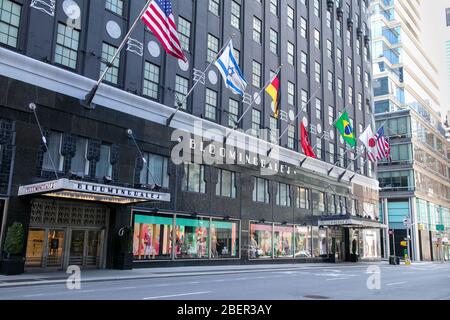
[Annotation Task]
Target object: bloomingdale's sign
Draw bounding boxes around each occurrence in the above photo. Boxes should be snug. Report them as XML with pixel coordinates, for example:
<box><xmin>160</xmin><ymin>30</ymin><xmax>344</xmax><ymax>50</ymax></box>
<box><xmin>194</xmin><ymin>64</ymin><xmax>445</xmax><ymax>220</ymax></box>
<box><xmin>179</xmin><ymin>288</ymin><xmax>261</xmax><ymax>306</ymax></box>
<box><xmin>171</xmin><ymin>125</ymin><xmax>295</xmax><ymax>176</ymax></box>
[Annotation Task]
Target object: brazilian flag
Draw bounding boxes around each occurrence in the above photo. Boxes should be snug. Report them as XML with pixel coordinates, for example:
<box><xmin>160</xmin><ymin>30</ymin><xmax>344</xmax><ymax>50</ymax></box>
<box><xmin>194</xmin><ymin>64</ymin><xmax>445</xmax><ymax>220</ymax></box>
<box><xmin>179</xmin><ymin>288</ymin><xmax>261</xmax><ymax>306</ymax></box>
<box><xmin>335</xmin><ymin>111</ymin><xmax>356</xmax><ymax>147</ymax></box>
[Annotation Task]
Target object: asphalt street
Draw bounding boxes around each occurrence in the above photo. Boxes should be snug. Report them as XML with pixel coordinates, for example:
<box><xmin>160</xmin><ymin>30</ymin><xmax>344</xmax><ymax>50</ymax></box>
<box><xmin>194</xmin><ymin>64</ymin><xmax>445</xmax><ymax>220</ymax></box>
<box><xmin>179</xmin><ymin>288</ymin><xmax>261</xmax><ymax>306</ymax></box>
<box><xmin>0</xmin><ymin>263</ymin><xmax>449</xmax><ymax>300</ymax></box>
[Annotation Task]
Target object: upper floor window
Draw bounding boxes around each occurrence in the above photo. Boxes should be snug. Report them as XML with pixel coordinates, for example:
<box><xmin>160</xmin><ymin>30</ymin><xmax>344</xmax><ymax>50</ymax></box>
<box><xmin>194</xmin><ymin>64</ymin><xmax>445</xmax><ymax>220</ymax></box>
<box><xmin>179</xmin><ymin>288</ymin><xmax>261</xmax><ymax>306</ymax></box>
<box><xmin>182</xmin><ymin>163</ymin><xmax>206</xmax><ymax>193</ymax></box>
<box><xmin>208</xmin><ymin>0</ymin><xmax>220</xmax><ymax>15</ymax></box>
<box><xmin>207</xmin><ymin>33</ymin><xmax>219</xmax><ymax>62</ymax></box>
<box><xmin>205</xmin><ymin>88</ymin><xmax>218</xmax><ymax>121</ymax></box>
<box><xmin>230</xmin><ymin>0</ymin><xmax>241</xmax><ymax>30</ymax></box>
<box><xmin>287</xmin><ymin>6</ymin><xmax>295</xmax><ymax>28</ymax></box>
<box><xmin>54</xmin><ymin>23</ymin><xmax>80</xmax><ymax>70</ymax></box>
<box><xmin>178</xmin><ymin>16</ymin><xmax>191</xmax><ymax>52</ymax></box>
<box><xmin>42</xmin><ymin>131</ymin><xmax>64</xmax><ymax>172</ymax></box>
<box><xmin>140</xmin><ymin>152</ymin><xmax>169</xmax><ymax>188</ymax></box>
<box><xmin>276</xmin><ymin>182</ymin><xmax>291</xmax><ymax>207</ymax></box>
<box><xmin>105</xmin><ymin>0</ymin><xmax>123</xmax><ymax>16</ymax></box>
<box><xmin>269</xmin><ymin>28</ymin><xmax>278</xmax><ymax>55</ymax></box>
<box><xmin>312</xmin><ymin>190</ymin><xmax>325</xmax><ymax>215</ymax></box>
<box><xmin>216</xmin><ymin>169</ymin><xmax>237</xmax><ymax>198</ymax></box>
<box><xmin>270</xmin><ymin>0</ymin><xmax>278</xmax><ymax>16</ymax></box>
<box><xmin>143</xmin><ymin>62</ymin><xmax>160</xmax><ymax>100</ymax></box>
<box><xmin>95</xmin><ymin>144</ymin><xmax>113</xmax><ymax>178</ymax></box>
<box><xmin>0</xmin><ymin>0</ymin><xmax>21</xmax><ymax>48</ymax></box>
<box><xmin>174</xmin><ymin>75</ymin><xmax>189</xmax><ymax>110</ymax></box>
<box><xmin>70</xmin><ymin>137</ymin><xmax>88</xmax><ymax>177</ymax></box>
<box><xmin>101</xmin><ymin>42</ymin><xmax>120</xmax><ymax>84</ymax></box>
<box><xmin>253</xmin><ymin>177</ymin><xmax>269</xmax><ymax>204</ymax></box>
<box><xmin>253</xmin><ymin>16</ymin><xmax>262</xmax><ymax>43</ymax></box>
<box><xmin>297</xmin><ymin>187</ymin><xmax>310</xmax><ymax>209</ymax></box>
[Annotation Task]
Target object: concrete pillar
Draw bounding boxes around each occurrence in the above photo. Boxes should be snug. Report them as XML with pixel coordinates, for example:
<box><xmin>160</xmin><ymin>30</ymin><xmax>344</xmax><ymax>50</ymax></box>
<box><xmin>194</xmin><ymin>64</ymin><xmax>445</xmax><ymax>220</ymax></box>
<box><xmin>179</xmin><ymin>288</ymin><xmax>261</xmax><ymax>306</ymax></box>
<box><xmin>410</xmin><ymin>197</ymin><xmax>420</xmax><ymax>261</ymax></box>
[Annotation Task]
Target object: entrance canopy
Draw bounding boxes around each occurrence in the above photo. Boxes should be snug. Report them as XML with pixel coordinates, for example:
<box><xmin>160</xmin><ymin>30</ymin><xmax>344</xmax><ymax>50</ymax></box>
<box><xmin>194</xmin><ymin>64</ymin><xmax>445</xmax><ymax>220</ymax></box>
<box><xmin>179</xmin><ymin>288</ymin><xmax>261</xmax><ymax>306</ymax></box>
<box><xmin>18</xmin><ymin>179</ymin><xmax>171</xmax><ymax>204</ymax></box>
<box><xmin>318</xmin><ymin>215</ymin><xmax>388</xmax><ymax>229</ymax></box>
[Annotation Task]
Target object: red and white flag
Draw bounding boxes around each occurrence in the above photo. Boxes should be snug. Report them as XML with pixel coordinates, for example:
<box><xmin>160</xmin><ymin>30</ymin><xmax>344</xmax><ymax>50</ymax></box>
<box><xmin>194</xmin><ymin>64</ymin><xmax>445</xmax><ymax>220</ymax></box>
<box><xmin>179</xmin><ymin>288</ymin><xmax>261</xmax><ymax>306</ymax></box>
<box><xmin>141</xmin><ymin>0</ymin><xmax>187</xmax><ymax>62</ymax></box>
<box><xmin>359</xmin><ymin>126</ymin><xmax>377</xmax><ymax>162</ymax></box>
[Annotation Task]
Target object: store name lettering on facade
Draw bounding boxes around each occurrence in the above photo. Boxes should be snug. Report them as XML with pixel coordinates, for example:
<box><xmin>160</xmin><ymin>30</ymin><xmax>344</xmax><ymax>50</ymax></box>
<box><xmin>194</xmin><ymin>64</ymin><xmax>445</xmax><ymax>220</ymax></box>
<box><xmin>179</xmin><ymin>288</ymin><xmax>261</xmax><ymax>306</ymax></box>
<box><xmin>171</xmin><ymin>123</ymin><xmax>297</xmax><ymax>176</ymax></box>
<box><xmin>75</xmin><ymin>183</ymin><xmax>162</xmax><ymax>200</ymax></box>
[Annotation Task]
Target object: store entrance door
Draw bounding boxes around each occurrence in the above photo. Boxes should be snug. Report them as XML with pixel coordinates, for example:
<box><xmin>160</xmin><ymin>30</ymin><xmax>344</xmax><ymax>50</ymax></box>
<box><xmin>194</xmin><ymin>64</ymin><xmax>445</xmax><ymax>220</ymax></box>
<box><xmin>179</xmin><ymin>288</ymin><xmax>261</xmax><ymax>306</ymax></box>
<box><xmin>25</xmin><ymin>229</ymin><xmax>65</xmax><ymax>269</ymax></box>
<box><xmin>68</xmin><ymin>229</ymin><xmax>104</xmax><ymax>268</ymax></box>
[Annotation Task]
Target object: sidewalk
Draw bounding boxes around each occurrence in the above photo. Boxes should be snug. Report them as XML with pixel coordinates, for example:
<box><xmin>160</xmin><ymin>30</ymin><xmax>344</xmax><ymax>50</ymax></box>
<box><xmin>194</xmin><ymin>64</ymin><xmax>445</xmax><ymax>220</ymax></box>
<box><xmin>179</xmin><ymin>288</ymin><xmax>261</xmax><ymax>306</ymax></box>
<box><xmin>0</xmin><ymin>262</ymin><xmax>390</xmax><ymax>288</ymax></box>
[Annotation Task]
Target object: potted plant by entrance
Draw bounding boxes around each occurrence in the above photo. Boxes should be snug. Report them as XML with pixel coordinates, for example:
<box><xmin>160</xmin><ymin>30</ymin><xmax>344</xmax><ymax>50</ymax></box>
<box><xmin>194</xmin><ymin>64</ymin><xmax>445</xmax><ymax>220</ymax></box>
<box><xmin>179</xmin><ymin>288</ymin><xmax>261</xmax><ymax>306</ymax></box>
<box><xmin>350</xmin><ymin>239</ymin><xmax>359</xmax><ymax>262</ymax></box>
<box><xmin>1</xmin><ymin>222</ymin><xmax>25</xmax><ymax>275</ymax></box>
<box><xmin>113</xmin><ymin>226</ymin><xmax>133</xmax><ymax>270</ymax></box>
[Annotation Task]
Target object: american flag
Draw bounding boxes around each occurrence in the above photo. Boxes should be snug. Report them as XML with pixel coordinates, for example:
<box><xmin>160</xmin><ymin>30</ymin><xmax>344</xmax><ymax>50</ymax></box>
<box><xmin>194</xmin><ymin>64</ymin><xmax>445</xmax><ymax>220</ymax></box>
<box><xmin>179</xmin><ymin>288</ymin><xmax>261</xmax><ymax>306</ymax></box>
<box><xmin>141</xmin><ymin>0</ymin><xmax>187</xmax><ymax>62</ymax></box>
<box><xmin>375</xmin><ymin>126</ymin><xmax>391</xmax><ymax>161</ymax></box>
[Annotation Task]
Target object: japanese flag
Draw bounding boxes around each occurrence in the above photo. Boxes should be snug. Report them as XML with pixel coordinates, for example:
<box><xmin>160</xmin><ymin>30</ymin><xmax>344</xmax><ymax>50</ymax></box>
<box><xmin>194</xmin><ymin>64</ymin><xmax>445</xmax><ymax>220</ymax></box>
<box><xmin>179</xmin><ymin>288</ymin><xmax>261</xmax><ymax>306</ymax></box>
<box><xmin>359</xmin><ymin>126</ymin><xmax>377</xmax><ymax>162</ymax></box>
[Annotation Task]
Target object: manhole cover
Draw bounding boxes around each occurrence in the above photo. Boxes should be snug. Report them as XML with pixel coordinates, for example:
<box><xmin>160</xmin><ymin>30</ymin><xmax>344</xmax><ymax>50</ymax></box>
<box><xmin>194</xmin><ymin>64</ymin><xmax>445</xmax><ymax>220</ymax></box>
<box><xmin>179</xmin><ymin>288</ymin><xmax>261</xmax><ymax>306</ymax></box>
<box><xmin>303</xmin><ymin>295</ymin><xmax>330</xmax><ymax>300</ymax></box>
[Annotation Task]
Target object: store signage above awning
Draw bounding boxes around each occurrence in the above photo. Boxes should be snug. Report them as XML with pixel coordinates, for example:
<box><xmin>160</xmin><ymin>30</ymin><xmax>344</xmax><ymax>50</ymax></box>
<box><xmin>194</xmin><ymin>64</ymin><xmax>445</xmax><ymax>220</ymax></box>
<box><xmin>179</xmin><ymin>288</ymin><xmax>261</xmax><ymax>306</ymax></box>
<box><xmin>318</xmin><ymin>216</ymin><xmax>387</xmax><ymax>229</ymax></box>
<box><xmin>18</xmin><ymin>179</ymin><xmax>171</xmax><ymax>204</ymax></box>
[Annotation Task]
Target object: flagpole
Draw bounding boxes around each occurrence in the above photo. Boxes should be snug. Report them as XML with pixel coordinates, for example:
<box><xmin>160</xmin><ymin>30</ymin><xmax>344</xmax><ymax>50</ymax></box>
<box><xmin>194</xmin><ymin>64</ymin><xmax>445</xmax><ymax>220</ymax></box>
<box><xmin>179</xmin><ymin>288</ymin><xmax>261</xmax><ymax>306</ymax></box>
<box><xmin>266</xmin><ymin>85</ymin><xmax>322</xmax><ymax>156</ymax></box>
<box><xmin>222</xmin><ymin>65</ymin><xmax>283</xmax><ymax>144</ymax></box>
<box><xmin>81</xmin><ymin>0</ymin><xmax>153</xmax><ymax>110</ymax></box>
<box><xmin>166</xmin><ymin>35</ymin><xmax>235</xmax><ymax>126</ymax></box>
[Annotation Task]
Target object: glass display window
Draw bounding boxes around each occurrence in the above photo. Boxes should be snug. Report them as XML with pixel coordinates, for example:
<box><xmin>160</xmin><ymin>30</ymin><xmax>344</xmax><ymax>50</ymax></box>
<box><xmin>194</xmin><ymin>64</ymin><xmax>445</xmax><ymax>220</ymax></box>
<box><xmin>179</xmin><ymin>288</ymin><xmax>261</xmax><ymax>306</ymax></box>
<box><xmin>175</xmin><ymin>216</ymin><xmax>210</xmax><ymax>259</ymax></box>
<box><xmin>249</xmin><ymin>223</ymin><xmax>273</xmax><ymax>259</ymax></box>
<box><xmin>133</xmin><ymin>214</ymin><xmax>173</xmax><ymax>260</ymax></box>
<box><xmin>295</xmin><ymin>226</ymin><xmax>312</xmax><ymax>258</ymax></box>
<box><xmin>210</xmin><ymin>220</ymin><xmax>239</xmax><ymax>259</ymax></box>
<box><xmin>274</xmin><ymin>225</ymin><xmax>294</xmax><ymax>258</ymax></box>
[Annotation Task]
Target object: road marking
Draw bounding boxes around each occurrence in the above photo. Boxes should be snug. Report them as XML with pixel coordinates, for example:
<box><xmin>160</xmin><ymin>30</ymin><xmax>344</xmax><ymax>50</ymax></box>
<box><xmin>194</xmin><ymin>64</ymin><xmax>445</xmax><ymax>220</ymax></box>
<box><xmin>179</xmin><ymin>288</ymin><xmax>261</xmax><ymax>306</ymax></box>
<box><xmin>386</xmin><ymin>281</ymin><xmax>407</xmax><ymax>286</ymax></box>
<box><xmin>212</xmin><ymin>279</ymin><xmax>225</xmax><ymax>282</ymax></box>
<box><xmin>143</xmin><ymin>291</ymin><xmax>211</xmax><ymax>300</ymax></box>
<box><xmin>187</xmin><ymin>281</ymin><xmax>200</xmax><ymax>284</ymax></box>
<box><xmin>22</xmin><ymin>293</ymin><xmax>44</xmax><ymax>298</ymax></box>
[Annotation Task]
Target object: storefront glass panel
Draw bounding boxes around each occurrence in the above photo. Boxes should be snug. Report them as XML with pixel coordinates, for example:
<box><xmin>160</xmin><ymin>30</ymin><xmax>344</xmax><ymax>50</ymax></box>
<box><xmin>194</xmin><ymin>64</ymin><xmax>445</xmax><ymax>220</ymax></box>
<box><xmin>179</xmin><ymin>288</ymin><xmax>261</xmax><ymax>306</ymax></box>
<box><xmin>249</xmin><ymin>223</ymin><xmax>273</xmax><ymax>259</ymax></box>
<box><xmin>25</xmin><ymin>229</ymin><xmax>45</xmax><ymax>267</ymax></box>
<box><xmin>210</xmin><ymin>220</ymin><xmax>239</xmax><ymax>259</ymax></box>
<box><xmin>133</xmin><ymin>214</ymin><xmax>173</xmax><ymax>260</ymax></box>
<box><xmin>362</xmin><ymin>229</ymin><xmax>379</xmax><ymax>258</ymax></box>
<box><xmin>69</xmin><ymin>230</ymin><xmax>85</xmax><ymax>266</ymax></box>
<box><xmin>175</xmin><ymin>216</ymin><xmax>210</xmax><ymax>259</ymax></box>
<box><xmin>47</xmin><ymin>230</ymin><xmax>65</xmax><ymax>267</ymax></box>
<box><xmin>294</xmin><ymin>226</ymin><xmax>312</xmax><ymax>258</ymax></box>
<box><xmin>274</xmin><ymin>225</ymin><xmax>294</xmax><ymax>258</ymax></box>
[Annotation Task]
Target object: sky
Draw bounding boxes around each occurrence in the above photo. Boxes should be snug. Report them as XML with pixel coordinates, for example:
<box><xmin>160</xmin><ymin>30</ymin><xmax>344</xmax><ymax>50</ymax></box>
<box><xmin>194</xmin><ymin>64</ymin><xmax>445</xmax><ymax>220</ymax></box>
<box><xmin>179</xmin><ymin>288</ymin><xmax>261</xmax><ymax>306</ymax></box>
<box><xmin>421</xmin><ymin>0</ymin><xmax>450</xmax><ymax>118</ymax></box>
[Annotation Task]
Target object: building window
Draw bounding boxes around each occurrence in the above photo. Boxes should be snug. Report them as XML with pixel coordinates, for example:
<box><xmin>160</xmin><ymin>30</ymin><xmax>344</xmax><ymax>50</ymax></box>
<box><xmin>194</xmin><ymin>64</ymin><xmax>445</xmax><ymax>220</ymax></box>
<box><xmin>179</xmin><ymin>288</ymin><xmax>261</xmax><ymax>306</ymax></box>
<box><xmin>253</xmin><ymin>177</ymin><xmax>269</xmax><ymax>203</ymax></box>
<box><xmin>70</xmin><ymin>137</ymin><xmax>88</xmax><ymax>177</ymax></box>
<box><xmin>300</xmin><ymin>17</ymin><xmax>307</xmax><ymax>38</ymax></box>
<box><xmin>287</xmin><ymin>41</ymin><xmax>295</xmax><ymax>66</ymax></box>
<box><xmin>216</xmin><ymin>169</ymin><xmax>237</xmax><ymax>198</ymax></box>
<box><xmin>287</xmin><ymin>81</ymin><xmax>295</xmax><ymax>105</ymax></box>
<box><xmin>276</xmin><ymin>182</ymin><xmax>291</xmax><ymax>207</ymax></box>
<box><xmin>328</xmin><ymin>105</ymin><xmax>334</xmax><ymax>126</ymax></box>
<box><xmin>338</xmin><ymin>78</ymin><xmax>343</xmax><ymax>97</ymax></box>
<box><xmin>315</xmin><ymin>62</ymin><xmax>321</xmax><ymax>83</ymax></box>
<box><xmin>269</xmin><ymin>117</ymin><xmax>278</xmax><ymax>144</ymax></box>
<box><xmin>347</xmin><ymin>57</ymin><xmax>353</xmax><ymax>74</ymax></box>
<box><xmin>251</xmin><ymin>109</ymin><xmax>261</xmax><ymax>136</ymax></box>
<box><xmin>301</xmin><ymin>90</ymin><xmax>308</xmax><ymax>112</ymax></box>
<box><xmin>182</xmin><ymin>163</ymin><xmax>206</xmax><ymax>193</ymax></box>
<box><xmin>205</xmin><ymin>88</ymin><xmax>217</xmax><ymax>121</ymax></box>
<box><xmin>253</xmin><ymin>16</ymin><xmax>262</xmax><ymax>43</ymax></box>
<box><xmin>270</xmin><ymin>0</ymin><xmax>278</xmax><ymax>16</ymax></box>
<box><xmin>100</xmin><ymin>43</ymin><xmax>120</xmax><ymax>84</ymax></box>
<box><xmin>348</xmin><ymin>86</ymin><xmax>353</xmax><ymax>105</ymax></box>
<box><xmin>287</xmin><ymin>6</ymin><xmax>295</xmax><ymax>28</ymax></box>
<box><xmin>327</xmin><ymin>40</ymin><xmax>332</xmax><ymax>59</ymax></box>
<box><xmin>315</xmin><ymin>98</ymin><xmax>322</xmax><ymax>119</ymax></box>
<box><xmin>95</xmin><ymin>144</ymin><xmax>112</xmax><ymax>178</ymax></box>
<box><xmin>313</xmin><ymin>0</ymin><xmax>320</xmax><ymax>17</ymax></box>
<box><xmin>327</xmin><ymin>71</ymin><xmax>333</xmax><ymax>91</ymax></box>
<box><xmin>175</xmin><ymin>75</ymin><xmax>189</xmax><ymax>110</ymax></box>
<box><xmin>314</xmin><ymin>29</ymin><xmax>320</xmax><ymax>49</ymax></box>
<box><xmin>207</xmin><ymin>34</ymin><xmax>219</xmax><ymax>62</ymax></box>
<box><xmin>312</xmin><ymin>190</ymin><xmax>325</xmax><ymax>215</ymax></box>
<box><xmin>209</xmin><ymin>0</ymin><xmax>220</xmax><ymax>15</ymax></box>
<box><xmin>329</xmin><ymin>143</ymin><xmax>335</xmax><ymax>163</ymax></box>
<box><xmin>228</xmin><ymin>98</ymin><xmax>239</xmax><ymax>127</ymax></box>
<box><xmin>328</xmin><ymin>194</ymin><xmax>336</xmax><ymax>214</ymax></box>
<box><xmin>0</xmin><ymin>0</ymin><xmax>21</xmax><ymax>48</ymax></box>
<box><xmin>54</xmin><ymin>23</ymin><xmax>79</xmax><ymax>69</ymax></box>
<box><xmin>269</xmin><ymin>28</ymin><xmax>278</xmax><ymax>55</ymax></box>
<box><xmin>287</xmin><ymin>124</ymin><xmax>295</xmax><ymax>149</ymax></box>
<box><xmin>178</xmin><ymin>16</ymin><xmax>191</xmax><ymax>52</ymax></box>
<box><xmin>252</xmin><ymin>60</ymin><xmax>262</xmax><ymax>88</ymax></box>
<box><xmin>42</xmin><ymin>131</ymin><xmax>64</xmax><ymax>172</ymax></box>
<box><xmin>105</xmin><ymin>0</ymin><xmax>123</xmax><ymax>16</ymax></box>
<box><xmin>316</xmin><ymin>137</ymin><xmax>322</xmax><ymax>159</ymax></box>
<box><xmin>300</xmin><ymin>51</ymin><xmax>308</xmax><ymax>74</ymax></box>
<box><xmin>143</xmin><ymin>62</ymin><xmax>160</xmax><ymax>99</ymax></box>
<box><xmin>297</xmin><ymin>187</ymin><xmax>310</xmax><ymax>209</ymax></box>
<box><xmin>140</xmin><ymin>153</ymin><xmax>169</xmax><ymax>188</ymax></box>
<box><xmin>337</xmin><ymin>48</ymin><xmax>342</xmax><ymax>66</ymax></box>
<box><xmin>230</xmin><ymin>0</ymin><xmax>241</xmax><ymax>29</ymax></box>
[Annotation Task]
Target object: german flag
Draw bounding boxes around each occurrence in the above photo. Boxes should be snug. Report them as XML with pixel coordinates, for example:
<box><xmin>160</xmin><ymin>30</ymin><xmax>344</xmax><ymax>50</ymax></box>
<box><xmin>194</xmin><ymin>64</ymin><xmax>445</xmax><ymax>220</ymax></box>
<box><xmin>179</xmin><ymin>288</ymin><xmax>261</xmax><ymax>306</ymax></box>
<box><xmin>265</xmin><ymin>73</ymin><xmax>280</xmax><ymax>119</ymax></box>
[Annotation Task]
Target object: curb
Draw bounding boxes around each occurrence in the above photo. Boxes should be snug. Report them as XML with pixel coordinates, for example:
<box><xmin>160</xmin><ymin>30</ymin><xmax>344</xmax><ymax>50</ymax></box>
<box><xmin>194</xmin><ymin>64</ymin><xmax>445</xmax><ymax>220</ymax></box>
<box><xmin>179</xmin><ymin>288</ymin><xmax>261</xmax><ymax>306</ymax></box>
<box><xmin>0</xmin><ymin>264</ymin><xmax>374</xmax><ymax>288</ymax></box>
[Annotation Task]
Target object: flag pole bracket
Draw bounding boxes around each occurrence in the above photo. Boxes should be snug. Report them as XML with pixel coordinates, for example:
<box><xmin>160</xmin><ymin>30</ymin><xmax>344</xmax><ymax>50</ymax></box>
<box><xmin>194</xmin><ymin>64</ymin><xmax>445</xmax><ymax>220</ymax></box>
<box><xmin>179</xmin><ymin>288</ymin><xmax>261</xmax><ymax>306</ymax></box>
<box><xmin>80</xmin><ymin>85</ymin><xmax>99</xmax><ymax>110</ymax></box>
<box><xmin>299</xmin><ymin>157</ymin><xmax>308</xmax><ymax>167</ymax></box>
<box><xmin>349</xmin><ymin>174</ymin><xmax>357</xmax><ymax>182</ymax></box>
<box><xmin>338</xmin><ymin>170</ymin><xmax>347</xmax><ymax>182</ymax></box>
<box><xmin>327</xmin><ymin>167</ymin><xmax>335</xmax><ymax>176</ymax></box>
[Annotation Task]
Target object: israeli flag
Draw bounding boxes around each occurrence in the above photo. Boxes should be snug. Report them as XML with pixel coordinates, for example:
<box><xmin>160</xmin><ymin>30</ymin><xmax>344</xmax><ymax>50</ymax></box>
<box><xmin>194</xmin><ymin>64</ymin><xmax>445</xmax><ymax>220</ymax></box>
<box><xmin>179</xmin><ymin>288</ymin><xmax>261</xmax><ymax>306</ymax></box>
<box><xmin>215</xmin><ymin>40</ymin><xmax>248</xmax><ymax>96</ymax></box>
